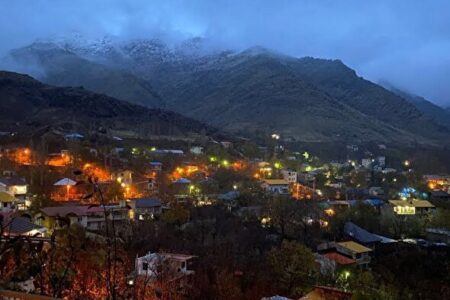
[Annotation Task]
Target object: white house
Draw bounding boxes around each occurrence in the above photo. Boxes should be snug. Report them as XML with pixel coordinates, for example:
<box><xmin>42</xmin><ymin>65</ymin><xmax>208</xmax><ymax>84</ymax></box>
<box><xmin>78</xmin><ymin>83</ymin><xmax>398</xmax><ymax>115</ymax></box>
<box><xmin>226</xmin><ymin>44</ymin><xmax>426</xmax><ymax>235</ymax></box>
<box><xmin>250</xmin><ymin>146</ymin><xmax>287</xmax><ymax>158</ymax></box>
<box><xmin>361</xmin><ymin>158</ymin><xmax>373</xmax><ymax>169</ymax></box>
<box><xmin>189</xmin><ymin>146</ymin><xmax>204</xmax><ymax>155</ymax></box>
<box><xmin>135</xmin><ymin>252</ymin><xmax>196</xmax><ymax>280</ymax></box>
<box><xmin>0</xmin><ymin>177</ymin><xmax>28</xmax><ymax>200</ymax></box>
<box><xmin>281</xmin><ymin>169</ymin><xmax>297</xmax><ymax>184</ymax></box>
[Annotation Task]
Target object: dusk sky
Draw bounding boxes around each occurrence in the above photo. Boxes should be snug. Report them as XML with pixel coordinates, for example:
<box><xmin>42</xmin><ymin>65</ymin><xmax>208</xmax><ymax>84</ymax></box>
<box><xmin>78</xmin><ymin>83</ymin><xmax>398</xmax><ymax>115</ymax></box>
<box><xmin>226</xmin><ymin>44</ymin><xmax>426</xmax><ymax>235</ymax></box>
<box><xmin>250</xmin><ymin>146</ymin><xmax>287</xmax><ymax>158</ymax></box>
<box><xmin>1</xmin><ymin>0</ymin><xmax>450</xmax><ymax>106</ymax></box>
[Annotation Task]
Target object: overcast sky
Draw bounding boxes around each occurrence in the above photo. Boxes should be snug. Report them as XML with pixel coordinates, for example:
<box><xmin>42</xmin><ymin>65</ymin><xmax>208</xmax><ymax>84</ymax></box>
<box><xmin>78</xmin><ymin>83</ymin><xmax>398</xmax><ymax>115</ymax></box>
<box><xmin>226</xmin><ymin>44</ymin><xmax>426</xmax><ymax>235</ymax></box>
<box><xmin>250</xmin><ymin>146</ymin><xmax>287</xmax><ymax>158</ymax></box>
<box><xmin>1</xmin><ymin>0</ymin><xmax>450</xmax><ymax>106</ymax></box>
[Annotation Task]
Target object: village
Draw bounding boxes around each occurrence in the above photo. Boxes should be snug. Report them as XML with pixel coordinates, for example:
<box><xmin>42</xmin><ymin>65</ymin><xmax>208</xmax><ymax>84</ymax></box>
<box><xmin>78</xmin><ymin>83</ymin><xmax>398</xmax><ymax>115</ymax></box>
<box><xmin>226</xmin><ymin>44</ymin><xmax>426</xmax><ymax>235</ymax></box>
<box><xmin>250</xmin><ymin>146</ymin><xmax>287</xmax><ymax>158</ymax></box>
<box><xmin>0</xmin><ymin>130</ymin><xmax>449</xmax><ymax>299</ymax></box>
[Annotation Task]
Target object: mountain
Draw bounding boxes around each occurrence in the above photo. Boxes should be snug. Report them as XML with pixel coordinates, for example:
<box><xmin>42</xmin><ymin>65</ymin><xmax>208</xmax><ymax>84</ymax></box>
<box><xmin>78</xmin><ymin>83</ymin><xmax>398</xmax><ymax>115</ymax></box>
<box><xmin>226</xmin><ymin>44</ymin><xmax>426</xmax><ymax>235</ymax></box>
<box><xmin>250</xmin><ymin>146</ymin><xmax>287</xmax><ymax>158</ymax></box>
<box><xmin>132</xmin><ymin>49</ymin><xmax>418</xmax><ymax>143</ymax></box>
<box><xmin>5</xmin><ymin>38</ymin><xmax>450</xmax><ymax>146</ymax></box>
<box><xmin>4</xmin><ymin>42</ymin><xmax>164</xmax><ymax>108</ymax></box>
<box><xmin>384</xmin><ymin>87</ymin><xmax>450</xmax><ymax>131</ymax></box>
<box><xmin>113</xmin><ymin>42</ymin><xmax>448</xmax><ymax>145</ymax></box>
<box><xmin>281</xmin><ymin>57</ymin><xmax>450</xmax><ymax>141</ymax></box>
<box><xmin>0</xmin><ymin>71</ymin><xmax>211</xmax><ymax>140</ymax></box>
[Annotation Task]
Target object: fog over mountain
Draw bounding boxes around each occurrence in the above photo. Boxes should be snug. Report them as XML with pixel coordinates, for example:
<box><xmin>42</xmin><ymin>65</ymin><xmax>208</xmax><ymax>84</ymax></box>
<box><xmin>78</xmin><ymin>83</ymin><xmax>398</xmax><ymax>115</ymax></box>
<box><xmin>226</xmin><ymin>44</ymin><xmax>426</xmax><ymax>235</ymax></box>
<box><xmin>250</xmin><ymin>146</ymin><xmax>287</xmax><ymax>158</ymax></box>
<box><xmin>1</xmin><ymin>0</ymin><xmax>450</xmax><ymax>106</ymax></box>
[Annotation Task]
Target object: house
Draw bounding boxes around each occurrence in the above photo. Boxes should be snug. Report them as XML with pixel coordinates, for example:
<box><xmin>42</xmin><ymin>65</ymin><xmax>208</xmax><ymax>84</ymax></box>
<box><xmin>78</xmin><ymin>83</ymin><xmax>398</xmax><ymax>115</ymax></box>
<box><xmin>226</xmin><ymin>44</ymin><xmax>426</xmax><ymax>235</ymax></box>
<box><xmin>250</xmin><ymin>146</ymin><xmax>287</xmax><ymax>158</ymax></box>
<box><xmin>426</xmin><ymin>228</ymin><xmax>450</xmax><ymax>245</ymax></box>
<box><xmin>361</xmin><ymin>158</ymin><xmax>373</xmax><ymax>169</ymax></box>
<box><xmin>322</xmin><ymin>252</ymin><xmax>356</xmax><ymax>266</ymax></box>
<box><xmin>112</xmin><ymin>170</ymin><xmax>133</xmax><ymax>185</ymax></box>
<box><xmin>220</xmin><ymin>141</ymin><xmax>233</xmax><ymax>149</ymax></box>
<box><xmin>368</xmin><ymin>186</ymin><xmax>384</xmax><ymax>197</ymax></box>
<box><xmin>149</xmin><ymin>161</ymin><xmax>163</xmax><ymax>172</ymax></box>
<box><xmin>346</xmin><ymin>144</ymin><xmax>358</xmax><ymax>152</ymax></box>
<box><xmin>135</xmin><ymin>252</ymin><xmax>196</xmax><ymax>279</ymax></box>
<box><xmin>280</xmin><ymin>169</ymin><xmax>297</xmax><ymax>184</ymax></box>
<box><xmin>424</xmin><ymin>174</ymin><xmax>449</xmax><ymax>190</ymax></box>
<box><xmin>218</xmin><ymin>191</ymin><xmax>240</xmax><ymax>209</ymax></box>
<box><xmin>326</xmin><ymin>182</ymin><xmax>344</xmax><ymax>189</ymax></box>
<box><xmin>262</xmin><ymin>296</ymin><xmax>292</xmax><ymax>300</ymax></box>
<box><xmin>382</xmin><ymin>168</ymin><xmax>397</xmax><ymax>174</ymax></box>
<box><xmin>344</xmin><ymin>222</ymin><xmax>381</xmax><ymax>247</ymax></box>
<box><xmin>128</xmin><ymin>198</ymin><xmax>162</xmax><ymax>220</ymax></box>
<box><xmin>190</xmin><ymin>146</ymin><xmax>204</xmax><ymax>155</ymax></box>
<box><xmin>336</xmin><ymin>241</ymin><xmax>372</xmax><ymax>267</ymax></box>
<box><xmin>112</xmin><ymin>147</ymin><xmax>125</xmax><ymax>155</ymax></box>
<box><xmin>376</xmin><ymin>156</ymin><xmax>386</xmax><ymax>168</ymax></box>
<box><xmin>65</xmin><ymin>132</ymin><xmax>84</xmax><ymax>140</ymax></box>
<box><xmin>0</xmin><ymin>177</ymin><xmax>28</xmax><ymax>200</ymax></box>
<box><xmin>430</xmin><ymin>190</ymin><xmax>450</xmax><ymax>201</ymax></box>
<box><xmin>315</xmin><ymin>252</ymin><xmax>356</xmax><ymax>276</ymax></box>
<box><xmin>172</xmin><ymin>178</ymin><xmax>192</xmax><ymax>199</ymax></box>
<box><xmin>36</xmin><ymin>204</ymin><xmax>130</xmax><ymax>232</ymax></box>
<box><xmin>154</xmin><ymin>149</ymin><xmax>184</xmax><ymax>156</ymax></box>
<box><xmin>330</xmin><ymin>200</ymin><xmax>351</xmax><ymax>210</ymax></box>
<box><xmin>344</xmin><ymin>220</ymin><xmax>397</xmax><ymax>246</ymax></box>
<box><xmin>388</xmin><ymin>199</ymin><xmax>435</xmax><ymax>215</ymax></box>
<box><xmin>0</xmin><ymin>212</ymin><xmax>47</xmax><ymax>236</ymax></box>
<box><xmin>300</xmin><ymin>286</ymin><xmax>352</xmax><ymax>300</ymax></box>
<box><xmin>261</xmin><ymin>179</ymin><xmax>289</xmax><ymax>194</ymax></box>
<box><xmin>364</xmin><ymin>198</ymin><xmax>386</xmax><ymax>208</ymax></box>
<box><xmin>0</xmin><ymin>191</ymin><xmax>16</xmax><ymax>212</ymax></box>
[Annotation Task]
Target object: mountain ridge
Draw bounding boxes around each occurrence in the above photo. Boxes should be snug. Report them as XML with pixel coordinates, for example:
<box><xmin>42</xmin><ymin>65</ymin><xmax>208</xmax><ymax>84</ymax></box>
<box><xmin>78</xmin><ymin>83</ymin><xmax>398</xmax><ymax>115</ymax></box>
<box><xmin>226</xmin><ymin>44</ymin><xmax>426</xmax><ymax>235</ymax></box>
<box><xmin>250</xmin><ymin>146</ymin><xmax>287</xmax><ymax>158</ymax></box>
<box><xmin>5</xmin><ymin>42</ymin><xmax>164</xmax><ymax>108</ymax></box>
<box><xmin>4</xmin><ymin>38</ymin><xmax>450</xmax><ymax>146</ymax></box>
<box><xmin>382</xmin><ymin>84</ymin><xmax>450</xmax><ymax>131</ymax></box>
<box><xmin>0</xmin><ymin>70</ymin><xmax>212</xmax><ymax>140</ymax></box>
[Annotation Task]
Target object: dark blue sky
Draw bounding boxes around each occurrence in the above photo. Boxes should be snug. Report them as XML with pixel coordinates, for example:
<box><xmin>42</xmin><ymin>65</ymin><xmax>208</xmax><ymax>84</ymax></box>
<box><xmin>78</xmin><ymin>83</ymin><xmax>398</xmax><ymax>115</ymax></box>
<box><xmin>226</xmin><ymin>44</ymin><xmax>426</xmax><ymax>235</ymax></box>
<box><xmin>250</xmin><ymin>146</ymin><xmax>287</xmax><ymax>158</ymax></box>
<box><xmin>1</xmin><ymin>0</ymin><xmax>450</xmax><ymax>106</ymax></box>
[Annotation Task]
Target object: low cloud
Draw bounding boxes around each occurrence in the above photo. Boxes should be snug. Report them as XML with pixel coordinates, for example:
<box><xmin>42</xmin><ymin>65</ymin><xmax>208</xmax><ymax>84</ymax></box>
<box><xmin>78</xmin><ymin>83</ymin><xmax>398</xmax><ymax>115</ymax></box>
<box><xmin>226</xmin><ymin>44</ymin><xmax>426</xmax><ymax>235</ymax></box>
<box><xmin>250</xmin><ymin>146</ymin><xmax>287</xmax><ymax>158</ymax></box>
<box><xmin>1</xmin><ymin>0</ymin><xmax>450</xmax><ymax>105</ymax></box>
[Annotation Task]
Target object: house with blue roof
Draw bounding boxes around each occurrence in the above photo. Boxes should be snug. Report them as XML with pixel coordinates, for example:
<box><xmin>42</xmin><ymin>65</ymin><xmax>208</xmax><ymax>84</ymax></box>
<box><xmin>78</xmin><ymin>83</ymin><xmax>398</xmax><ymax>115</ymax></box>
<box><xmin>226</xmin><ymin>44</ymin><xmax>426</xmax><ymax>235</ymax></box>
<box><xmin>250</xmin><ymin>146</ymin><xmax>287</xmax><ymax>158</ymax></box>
<box><xmin>149</xmin><ymin>161</ymin><xmax>163</xmax><ymax>172</ymax></box>
<box><xmin>364</xmin><ymin>198</ymin><xmax>386</xmax><ymax>207</ymax></box>
<box><xmin>344</xmin><ymin>222</ymin><xmax>382</xmax><ymax>247</ymax></box>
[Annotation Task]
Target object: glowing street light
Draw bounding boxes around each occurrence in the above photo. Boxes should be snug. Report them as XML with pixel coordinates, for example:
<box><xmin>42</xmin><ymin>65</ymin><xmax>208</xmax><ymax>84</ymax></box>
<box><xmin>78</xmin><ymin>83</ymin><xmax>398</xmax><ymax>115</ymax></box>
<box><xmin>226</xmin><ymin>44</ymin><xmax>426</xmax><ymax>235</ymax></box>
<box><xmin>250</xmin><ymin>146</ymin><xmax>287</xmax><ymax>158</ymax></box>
<box><xmin>404</xmin><ymin>160</ymin><xmax>410</xmax><ymax>167</ymax></box>
<box><xmin>303</xmin><ymin>151</ymin><xmax>310</xmax><ymax>160</ymax></box>
<box><xmin>271</xmin><ymin>133</ymin><xmax>280</xmax><ymax>140</ymax></box>
<box><xmin>343</xmin><ymin>271</ymin><xmax>351</xmax><ymax>280</ymax></box>
<box><xmin>324</xmin><ymin>208</ymin><xmax>335</xmax><ymax>216</ymax></box>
